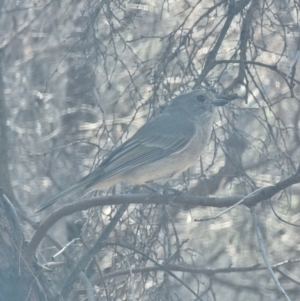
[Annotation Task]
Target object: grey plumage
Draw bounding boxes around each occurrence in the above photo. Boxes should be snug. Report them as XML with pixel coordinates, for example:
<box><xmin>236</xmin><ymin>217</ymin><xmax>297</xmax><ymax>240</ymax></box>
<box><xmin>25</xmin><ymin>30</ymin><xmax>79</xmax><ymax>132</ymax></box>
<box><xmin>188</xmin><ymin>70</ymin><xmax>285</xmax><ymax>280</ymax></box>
<box><xmin>36</xmin><ymin>89</ymin><xmax>228</xmax><ymax>212</ymax></box>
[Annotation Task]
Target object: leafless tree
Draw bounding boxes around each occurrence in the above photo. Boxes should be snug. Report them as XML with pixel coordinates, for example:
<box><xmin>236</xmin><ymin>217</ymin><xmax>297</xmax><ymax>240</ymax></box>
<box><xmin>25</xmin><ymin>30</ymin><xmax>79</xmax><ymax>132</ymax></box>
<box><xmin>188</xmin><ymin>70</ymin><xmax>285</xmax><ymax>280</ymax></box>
<box><xmin>0</xmin><ymin>0</ymin><xmax>299</xmax><ymax>300</ymax></box>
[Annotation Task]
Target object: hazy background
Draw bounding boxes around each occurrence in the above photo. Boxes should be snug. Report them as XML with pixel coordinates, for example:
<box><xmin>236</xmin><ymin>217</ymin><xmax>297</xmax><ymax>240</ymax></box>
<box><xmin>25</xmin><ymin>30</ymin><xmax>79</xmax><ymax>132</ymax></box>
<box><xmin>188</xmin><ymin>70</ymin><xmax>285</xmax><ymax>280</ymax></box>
<box><xmin>0</xmin><ymin>0</ymin><xmax>300</xmax><ymax>300</ymax></box>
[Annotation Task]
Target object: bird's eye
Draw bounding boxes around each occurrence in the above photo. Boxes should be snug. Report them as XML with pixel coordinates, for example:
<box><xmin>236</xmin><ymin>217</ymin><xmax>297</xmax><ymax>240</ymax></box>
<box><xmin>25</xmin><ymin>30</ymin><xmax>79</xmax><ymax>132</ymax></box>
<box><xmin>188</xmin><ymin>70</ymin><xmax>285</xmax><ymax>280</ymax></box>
<box><xmin>197</xmin><ymin>95</ymin><xmax>206</xmax><ymax>102</ymax></box>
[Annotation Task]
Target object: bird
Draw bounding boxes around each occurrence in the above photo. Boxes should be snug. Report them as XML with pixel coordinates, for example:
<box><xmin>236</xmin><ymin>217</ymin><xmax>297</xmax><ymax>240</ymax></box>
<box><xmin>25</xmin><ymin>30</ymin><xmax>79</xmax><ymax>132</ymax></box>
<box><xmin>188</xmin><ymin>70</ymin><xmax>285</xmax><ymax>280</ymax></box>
<box><xmin>35</xmin><ymin>89</ymin><xmax>229</xmax><ymax>212</ymax></box>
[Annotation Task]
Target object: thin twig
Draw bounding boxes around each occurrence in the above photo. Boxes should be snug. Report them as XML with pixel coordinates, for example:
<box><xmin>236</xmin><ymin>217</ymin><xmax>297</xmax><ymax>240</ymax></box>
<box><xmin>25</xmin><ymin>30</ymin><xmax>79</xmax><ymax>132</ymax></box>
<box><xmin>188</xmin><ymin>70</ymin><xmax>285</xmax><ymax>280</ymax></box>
<box><xmin>124</xmin><ymin>250</ymin><xmax>136</xmax><ymax>301</ymax></box>
<box><xmin>60</xmin><ymin>204</ymin><xmax>129</xmax><ymax>299</ymax></box>
<box><xmin>251</xmin><ymin>207</ymin><xmax>292</xmax><ymax>301</ymax></box>
<box><xmin>196</xmin><ymin>185</ymin><xmax>274</xmax><ymax>221</ymax></box>
<box><xmin>52</xmin><ymin>238</ymin><xmax>80</xmax><ymax>259</ymax></box>
<box><xmin>105</xmin><ymin>242</ymin><xmax>203</xmax><ymax>300</ymax></box>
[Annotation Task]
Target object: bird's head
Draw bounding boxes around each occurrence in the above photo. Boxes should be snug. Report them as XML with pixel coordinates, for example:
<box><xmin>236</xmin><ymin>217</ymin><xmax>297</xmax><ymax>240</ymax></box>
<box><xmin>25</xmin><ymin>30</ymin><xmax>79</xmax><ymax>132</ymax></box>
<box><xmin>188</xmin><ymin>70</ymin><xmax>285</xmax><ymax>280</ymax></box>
<box><xmin>167</xmin><ymin>89</ymin><xmax>229</xmax><ymax>117</ymax></box>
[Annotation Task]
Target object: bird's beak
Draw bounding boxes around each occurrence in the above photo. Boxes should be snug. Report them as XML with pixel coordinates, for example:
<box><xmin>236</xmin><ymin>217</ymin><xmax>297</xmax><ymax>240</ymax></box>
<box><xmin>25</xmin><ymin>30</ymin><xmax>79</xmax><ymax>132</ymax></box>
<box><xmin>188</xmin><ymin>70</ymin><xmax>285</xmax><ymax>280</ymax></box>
<box><xmin>213</xmin><ymin>99</ymin><xmax>230</xmax><ymax>106</ymax></box>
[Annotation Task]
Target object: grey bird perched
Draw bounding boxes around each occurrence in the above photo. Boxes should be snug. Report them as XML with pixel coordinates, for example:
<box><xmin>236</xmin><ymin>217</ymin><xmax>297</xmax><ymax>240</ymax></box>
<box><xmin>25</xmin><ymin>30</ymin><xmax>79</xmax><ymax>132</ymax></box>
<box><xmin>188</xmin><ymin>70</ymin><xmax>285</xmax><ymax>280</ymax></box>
<box><xmin>36</xmin><ymin>89</ymin><xmax>229</xmax><ymax>212</ymax></box>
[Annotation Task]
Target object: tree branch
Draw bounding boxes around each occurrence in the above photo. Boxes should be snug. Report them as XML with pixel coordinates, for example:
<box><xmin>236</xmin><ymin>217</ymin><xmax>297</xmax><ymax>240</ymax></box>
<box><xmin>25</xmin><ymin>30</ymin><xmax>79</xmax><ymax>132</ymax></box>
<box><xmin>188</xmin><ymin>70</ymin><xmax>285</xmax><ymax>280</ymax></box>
<box><xmin>26</xmin><ymin>167</ymin><xmax>300</xmax><ymax>261</ymax></box>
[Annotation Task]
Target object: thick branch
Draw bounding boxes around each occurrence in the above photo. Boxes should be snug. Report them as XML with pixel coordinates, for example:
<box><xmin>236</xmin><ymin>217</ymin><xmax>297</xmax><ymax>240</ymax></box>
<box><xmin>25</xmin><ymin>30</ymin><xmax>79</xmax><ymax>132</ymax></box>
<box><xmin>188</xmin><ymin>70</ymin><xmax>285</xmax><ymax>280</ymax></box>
<box><xmin>194</xmin><ymin>0</ymin><xmax>252</xmax><ymax>86</ymax></box>
<box><xmin>26</xmin><ymin>168</ymin><xmax>300</xmax><ymax>261</ymax></box>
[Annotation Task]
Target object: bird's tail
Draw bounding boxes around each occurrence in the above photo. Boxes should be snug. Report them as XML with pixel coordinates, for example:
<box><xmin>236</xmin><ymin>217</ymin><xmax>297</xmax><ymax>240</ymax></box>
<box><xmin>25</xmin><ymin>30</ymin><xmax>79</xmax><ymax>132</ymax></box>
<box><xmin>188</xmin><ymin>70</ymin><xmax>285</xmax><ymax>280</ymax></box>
<box><xmin>35</xmin><ymin>181</ymin><xmax>86</xmax><ymax>213</ymax></box>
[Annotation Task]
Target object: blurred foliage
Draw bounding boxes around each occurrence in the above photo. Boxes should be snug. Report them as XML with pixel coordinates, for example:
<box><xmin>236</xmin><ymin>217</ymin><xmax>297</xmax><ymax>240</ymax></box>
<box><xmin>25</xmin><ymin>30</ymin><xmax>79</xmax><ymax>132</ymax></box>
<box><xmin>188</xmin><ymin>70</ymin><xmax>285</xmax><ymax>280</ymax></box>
<box><xmin>0</xmin><ymin>0</ymin><xmax>300</xmax><ymax>300</ymax></box>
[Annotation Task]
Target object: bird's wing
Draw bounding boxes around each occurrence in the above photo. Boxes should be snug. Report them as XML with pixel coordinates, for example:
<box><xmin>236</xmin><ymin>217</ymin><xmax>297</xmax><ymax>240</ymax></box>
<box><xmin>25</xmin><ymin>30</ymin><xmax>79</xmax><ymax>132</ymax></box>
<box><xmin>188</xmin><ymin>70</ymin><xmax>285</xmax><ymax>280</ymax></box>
<box><xmin>84</xmin><ymin>112</ymin><xmax>196</xmax><ymax>188</ymax></box>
